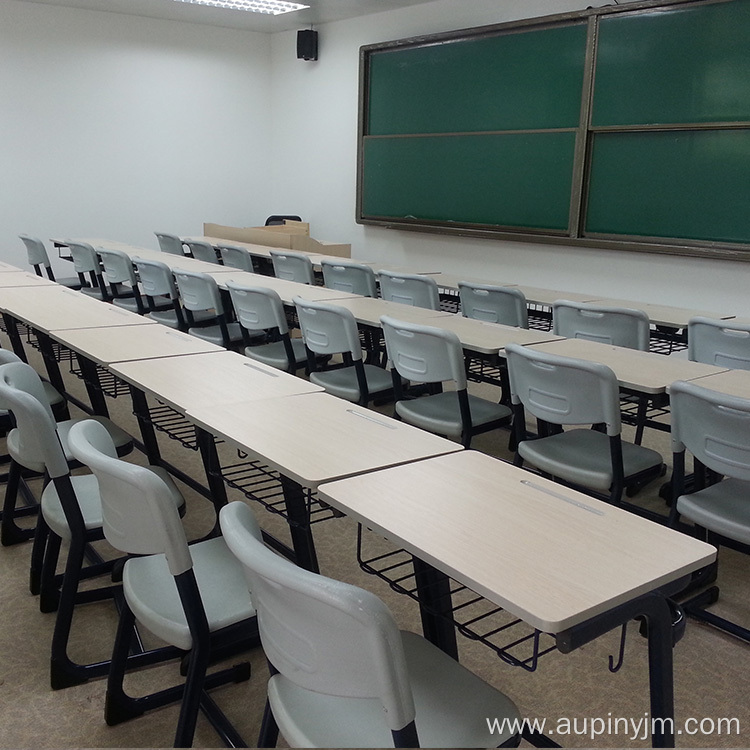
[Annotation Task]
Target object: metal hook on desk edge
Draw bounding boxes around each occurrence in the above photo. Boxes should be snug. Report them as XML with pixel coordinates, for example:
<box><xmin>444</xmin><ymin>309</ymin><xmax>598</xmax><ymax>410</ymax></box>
<box><xmin>608</xmin><ymin>623</ymin><xmax>627</xmax><ymax>673</ymax></box>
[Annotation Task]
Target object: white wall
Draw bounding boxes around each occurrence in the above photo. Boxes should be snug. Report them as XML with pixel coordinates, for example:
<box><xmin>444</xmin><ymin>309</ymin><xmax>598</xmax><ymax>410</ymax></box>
<box><xmin>0</xmin><ymin>0</ymin><xmax>272</xmax><ymax>275</ymax></box>
<box><xmin>269</xmin><ymin>0</ymin><xmax>750</xmax><ymax>315</ymax></box>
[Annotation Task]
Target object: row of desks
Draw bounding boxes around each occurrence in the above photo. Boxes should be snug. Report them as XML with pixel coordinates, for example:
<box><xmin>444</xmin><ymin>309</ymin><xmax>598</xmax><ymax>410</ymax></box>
<box><xmin>0</xmin><ymin>266</ymin><xmax>729</xmax><ymax>746</ymax></box>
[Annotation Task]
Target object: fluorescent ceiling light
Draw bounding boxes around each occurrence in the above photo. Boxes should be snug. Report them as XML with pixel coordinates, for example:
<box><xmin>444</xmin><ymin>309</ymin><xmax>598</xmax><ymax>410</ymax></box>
<box><xmin>172</xmin><ymin>0</ymin><xmax>309</xmax><ymax>14</ymax></box>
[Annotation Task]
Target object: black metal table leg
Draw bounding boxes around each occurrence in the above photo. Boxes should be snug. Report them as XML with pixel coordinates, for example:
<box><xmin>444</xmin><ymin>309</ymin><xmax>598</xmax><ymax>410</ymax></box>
<box><xmin>411</xmin><ymin>556</ymin><xmax>459</xmax><ymax>659</ymax></box>
<box><xmin>2</xmin><ymin>314</ymin><xmax>28</xmax><ymax>361</ymax></box>
<box><xmin>279</xmin><ymin>475</ymin><xmax>319</xmax><ymax>573</ymax></box>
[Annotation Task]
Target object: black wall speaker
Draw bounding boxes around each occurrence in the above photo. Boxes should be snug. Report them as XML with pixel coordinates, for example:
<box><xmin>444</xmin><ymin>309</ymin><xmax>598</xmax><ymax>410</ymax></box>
<box><xmin>297</xmin><ymin>29</ymin><xmax>318</xmax><ymax>61</ymax></box>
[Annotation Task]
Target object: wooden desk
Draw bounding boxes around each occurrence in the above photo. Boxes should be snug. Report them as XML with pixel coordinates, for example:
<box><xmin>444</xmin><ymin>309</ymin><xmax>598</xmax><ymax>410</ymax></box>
<box><xmin>427</xmin><ymin>315</ymin><xmax>562</xmax><ymax>355</ymax></box>
<box><xmin>588</xmin><ymin>298</ymin><xmax>734</xmax><ymax>329</ymax></box>
<box><xmin>512</xmin><ymin>285</ymin><xmax>600</xmax><ymax>306</ymax></box>
<box><xmin>527</xmin><ymin>338</ymin><xmax>727</xmax><ymax>394</ymax></box>
<box><xmin>0</xmin><ymin>262</ymin><xmax>25</xmax><ymax>273</ymax></box>
<box><xmin>328</xmin><ymin>296</ymin><xmax>452</xmax><ymax>327</ymax></box>
<box><xmin>49</xmin><ymin>324</ymin><xmax>223</xmax><ymax>365</ymax></box>
<box><xmin>0</xmin><ymin>271</ymin><xmax>58</xmax><ymax>287</ymax></box>
<box><xmin>318</xmin><ymin>450</ymin><xmax>715</xmax><ymax>746</ymax></box>
<box><xmin>431</xmin><ymin>273</ymin><xmax>520</xmax><ymax>290</ymax></box>
<box><xmin>110</xmin><ymin>350</ymin><xmax>323</xmax><ymax>413</ymax></box>
<box><xmin>0</xmin><ymin>285</ymin><xmax>153</xmax><ymax>333</ymax></box>
<box><xmin>679</xmin><ymin>368</ymin><xmax>750</xmax><ymax>399</ymax></box>
<box><xmin>200</xmin><ymin>270</ymin><xmax>360</xmax><ymax>304</ymax></box>
<box><xmin>187</xmin><ymin>392</ymin><xmax>463</xmax><ymax>571</ymax></box>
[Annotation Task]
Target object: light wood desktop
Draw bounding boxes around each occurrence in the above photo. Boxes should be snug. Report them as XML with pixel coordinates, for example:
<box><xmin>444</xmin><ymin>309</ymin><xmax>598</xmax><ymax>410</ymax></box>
<box><xmin>0</xmin><ymin>262</ymin><xmax>25</xmax><ymax>273</ymax></box>
<box><xmin>426</xmin><ymin>315</ymin><xmax>562</xmax><ymax>355</ymax></box>
<box><xmin>110</xmin><ymin>350</ymin><xmax>323</xmax><ymax>413</ymax></box>
<box><xmin>187</xmin><ymin>391</ymin><xmax>462</xmax><ymax>572</ymax></box>
<box><xmin>527</xmin><ymin>337</ymin><xmax>728</xmax><ymax>394</ymax></box>
<box><xmin>0</xmin><ymin>271</ymin><xmax>59</xmax><ymax>288</ymax></box>
<box><xmin>675</xmin><ymin>368</ymin><xmax>750</xmax><ymax>399</ymax></box>
<box><xmin>187</xmin><ymin>392</ymin><xmax>462</xmax><ymax>491</ymax></box>
<box><xmin>0</xmin><ymin>285</ymin><xmax>154</xmax><ymax>333</ymax></box>
<box><xmin>327</xmin><ymin>295</ymin><xmax>452</xmax><ymax>327</ymax></box>
<box><xmin>198</xmin><ymin>270</ymin><xmax>360</xmax><ymax>304</ymax></box>
<box><xmin>587</xmin><ymin>298</ymin><xmax>734</xmax><ymax>328</ymax></box>
<box><xmin>317</xmin><ymin>449</ymin><xmax>716</xmax><ymax>747</ymax></box>
<box><xmin>49</xmin><ymin>324</ymin><xmax>224</xmax><ymax>365</ymax></box>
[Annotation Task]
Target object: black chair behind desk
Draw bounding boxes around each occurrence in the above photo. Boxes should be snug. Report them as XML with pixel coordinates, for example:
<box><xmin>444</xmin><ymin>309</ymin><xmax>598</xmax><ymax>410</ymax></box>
<box><xmin>264</xmin><ymin>215</ymin><xmax>301</xmax><ymax>226</ymax></box>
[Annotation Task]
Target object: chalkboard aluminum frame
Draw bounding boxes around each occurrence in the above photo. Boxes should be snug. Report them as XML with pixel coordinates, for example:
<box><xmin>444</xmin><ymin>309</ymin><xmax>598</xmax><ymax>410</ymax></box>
<box><xmin>357</xmin><ymin>0</ymin><xmax>750</xmax><ymax>262</ymax></box>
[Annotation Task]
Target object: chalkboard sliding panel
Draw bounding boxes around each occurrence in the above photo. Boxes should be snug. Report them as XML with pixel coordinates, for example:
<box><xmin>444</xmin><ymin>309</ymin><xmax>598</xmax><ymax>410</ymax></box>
<box><xmin>584</xmin><ymin>129</ymin><xmax>750</xmax><ymax>245</ymax></box>
<box><xmin>591</xmin><ymin>0</ymin><xmax>750</xmax><ymax>128</ymax></box>
<box><xmin>362</xmin><ymin>132</ymin><xmax>577</xmax><ymax>233</ymax></box>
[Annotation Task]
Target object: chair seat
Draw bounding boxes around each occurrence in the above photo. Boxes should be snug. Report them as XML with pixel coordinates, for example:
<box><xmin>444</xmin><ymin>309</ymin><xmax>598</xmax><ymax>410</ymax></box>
<box><xmin>518</xmin><ymin>428</ymin><xmax>662</xmax><ymax>491</ymax></box>
<box><xmin>395</xmin><ymin>392</ymin><xmax>510</xmax><ymax>438</ymax></box>
<box><xmin>244</xmin><ymin>337</ymin><xmax>308</xmax><ymax>371</ymax></box>
<box><xmin>7</xmin><ymin>417</ymin><xmax>133</xmax><ymax>473</ymax></box>
<box><xmin>80</xmin><ymin>286</ymin><xmax>108</xmax><ymax>301</ymax></box>
<box><xmin>123</xmin><ymin>537</ymin><xmax>255</xmax><ymax>651</ymax></box>
<box><xmin>268</xmin><ymin>629</ymin><xmax>520</xmax><ymax>748</ymax></box>
<box><xmin>310</xmin><ymin>364</ymin><xmax>393</xmax><ymax>403</ymax></box>
<box><xmin>42</xmin><ymin>380</ymin><xmax>65</xmax><ymax>407</ymax></box>
<box><xmin>41</xmin><ymin>467</ymin><xmax>184</xmax><ymax>542</ymax></box>
<box><xmin>677</xmin><ymin>478</ymin><xmax>750</xmax><ymax>546</ymax></box>
<box><xmin>57</xmin><ymin>277</ymin><xmax>84</xmax><ymax>290</ymax></box>
<box><xmin>111</xmin><ymin>296</ymin><xmax>141</xmax><ymax>313</ymax></box>
<box><xmin>187</xmin><ymin>321</ymin><xmax>244</xmax><ymax>347</ymax></box>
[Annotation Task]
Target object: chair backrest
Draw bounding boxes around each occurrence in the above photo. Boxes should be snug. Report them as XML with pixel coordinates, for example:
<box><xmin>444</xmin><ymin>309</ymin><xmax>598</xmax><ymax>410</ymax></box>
<box><xmin>321</xmin><ymin>259</ymin><xmax>377</xmax><ymax>297</ymax></box>
<box><xmin>219</xmin><ymin>501</ymin><xmax>416</xmax><ymax>735</ymax></box>
<box><xmin>688</xmin><ymin>317</ymin><xmax>750</xmax><ymax>370</ymax></box>
<box><xmin>269</xmin><ymin>249</ymin><xmax>315</xmax><ymax>285</ymax></box>
<box><xmin>505</xmin><ymin>342</ymin><xmax>621</xmax><ymax>435</ymax></box>
<box><xmin>294</xmin><ymin>296</ymin><xmax>362</xmax><ymax>360</ymax></box>
<box><xmin>19</xmin><ymin>234</ymin><xmax>51</xmax><ymax>269</ymax></box>
<box><xmin>265</xmin><ymin>214</ymin><xmax>301</xmax><ymax>226</ymax></box>
<box><xmin>98</xmin><ymin>247</ymin><xmax>137</xmax><ymax>286</ymax></box>
<box><xmin>378</xmin><ymin>271</ymin><xmax>440</xmax><ymax>311</ymax></box>
<box><xmin>173</xmin><ymin>269</ymin><xmax>223</xmax><ymax>313</ymax></box>
<box><xmin>132</xmin><ymin>257</ymin><xmax>178</xmax><ymax>299</ymax></box>
<box><xmin>552</xmin><ymin>300</ymin><xmax>650</xmax><ymax>351</ymax></box>
<box><xmin>458</xmin><ymin>281</ymin><xmax>528</xmax><ymax>328</ymax></box>
<box><xmin>670</xmin><ymin>380</ymin><xmax>750</xmax><ymax>481</ymax></box>
<box><xmin>154</xmin><ymin>232</ymin><xmax>185</xmax><ymax>256</ymax></box>
<box><xmin>227</xmin><ymin>283</ymin><xmax>289</xmax><ymax>334</ymax></box>
<box><xmin>67</xmin><ymin>419</ymin><xmax>192</xmax><ymax>571</ymax></box>
<box><xmin>66</xmin><ymin>240</ymin><xmax>100</xmax><ymax>274</ymax></box>
<box><xmin>0</xmin><ymin>362</ymin><xmax>68</xmax><ymax>478</ymax></box>
<box><xmin>380</xmin><ymin>315</ymin><xmax>466</xmax><ymax>389</ymax></box>
<box><xmin>185</xmin><ymin>240</ymin><xmax>220</xmax><ymax>264</ymax></box>
<box><xmin>218</xmin><ymin>244</ymin><xmax>255</xmax><ymax>273</ymax></box>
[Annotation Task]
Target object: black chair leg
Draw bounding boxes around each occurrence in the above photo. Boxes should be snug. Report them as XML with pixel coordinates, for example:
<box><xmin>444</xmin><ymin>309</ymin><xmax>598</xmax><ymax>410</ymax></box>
<box><xmin>38</xmin><ymin>530</ymin><xmax>62</xmax><ymax>610</ymax></box>
<box><xmin>1</xmin><ymin>461</ymin><xmax>37</xmax><ymax>546</ymax></box>
<box><xmin>30</xmin><ymin>515</ymin><xmax>53</xmax><ymax>596</ymax></box>
<box><xmin>258</xmin><ymin>699</ymin><xmax>280</xmax><ymax>748</ymax></box>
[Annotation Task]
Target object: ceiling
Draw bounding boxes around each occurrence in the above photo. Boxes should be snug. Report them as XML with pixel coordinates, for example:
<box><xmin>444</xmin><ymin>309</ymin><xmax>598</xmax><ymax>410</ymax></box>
<box><xmin>19</xmin><ymin>0</ymin><xmax>438</xmax><ymax>32</ymax></box>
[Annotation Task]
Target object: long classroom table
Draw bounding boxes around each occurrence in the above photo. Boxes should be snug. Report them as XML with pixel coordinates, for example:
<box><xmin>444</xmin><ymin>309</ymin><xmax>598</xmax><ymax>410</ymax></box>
<box><xmin>318</xmin><ymin>450</ymin><xmax>716</xmax><ymax>747</ymax></box>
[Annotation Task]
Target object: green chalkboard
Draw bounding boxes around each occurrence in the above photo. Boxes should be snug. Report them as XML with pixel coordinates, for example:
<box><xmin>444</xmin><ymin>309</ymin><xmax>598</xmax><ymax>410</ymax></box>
<box><xmin>592</xmin><ymin>0</ymin><xmax>750</xmax><ymax>126</ymax></box>
<box><xmin>363</xmin><ymin>132</ymin><xmax>577</xmax><ymax>231</ymax></box>
<box><xmin>367</xmin><ymin>24</ymin><xmax>588</xmax><ymax>135</ymax></box>
<box><xmin>358</xmin><ymin>0</ymin><xmax>750</xmax><ymax>256</ymax></box>
<box><xmin>586</xmin><ymin>129</ymin><xmax>750</xmax><ymax>243</ymax></box>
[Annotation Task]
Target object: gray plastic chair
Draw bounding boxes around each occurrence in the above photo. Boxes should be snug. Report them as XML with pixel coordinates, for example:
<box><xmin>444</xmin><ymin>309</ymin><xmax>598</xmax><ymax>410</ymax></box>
<box><xmin>67</xmin><ymin>419</ymin><xmax>254</xmax><ymax>748</ymax></box>
<box><xmin>295</xmin><ymin>297</ymin><xmax>393</xmax><ymax>405</ymax></box>
<box><xmin>505</xmin><ymin>343</ymin><xmax>663</xmax><ymax>505</ymax></box>
<box><xmin>19</xmin><ymin>235</ymin><xmax>83</xmax><ymax>289</ymax></box>
<box><xmin>66</xmin><ymin>240</ymin><xmax>106</xmax><ymax>299</ymax></box>
<box><xmin>688</xmin><ymin>317</ymin><xmax>750</xmax><ymax>370</ymax></box>
<box><xmin>378</xmin><ymin>270</ymin><xmax>441</xmax><ymax>311</ymax></box>
<box><xmin>131</xmin><ymin>257</ymin><xmax>190</xmax><ymax>329</ymax></box>
<box><xmin>669</xmin><ymin>380</ymin><xmax>750</xmax><ymax>643</ymax></box>
<box><xmin>458</xmin><ymin>281</ymin><xmax>528</xmax><ymax>328</ymax></box>
<box><xmin>0</xmin><ymin>361</ymin><xmax>133</xmax><ymax>547</ymax></box>
<box><xmin>380</xmin><ymin>315</ymin><xmax>511</xmax><ymax>447</ymax></box>
<box><xmin>218</xmin><ymin>243</ymin><xmax>256</xmax><ymax>273</ymax></box>
<box><xmin>173</xmin><ymin>269</ymin><xmax>244</xmax><ymax>349</ymax></box>
<box><xmin>154</xmin><ymin>232</ymin><xmax>186</xmax><ymax>256</ymax></box>
<box><xmin>227</xmin><ymin>283</ymin><xmax>306</xmax><ymax>372</ymax></box>
<box><xmin>185</xmin><ymin>239</ymin><xmax>221</xmax><ymax>264</ymax></box>
<box><xmin>270</xmin><ymin>249</ymin><xmax>315</xmax><ymax>285</ymax></box>
<box><xmin>321</xmin><ymin>259</ymin><xmax>378</xmax><ymax>297</ymax></box>
<box><xmin>97</xmin><ymin>247</ymin><xmax>142</xmax><ymax>312</ymax></box>
<box><xmin>0</xmin><ymin>362</ymin><xmax>183</xmax><ymax>690</ymax></box>
<box><xmin>219</xmin><ymin>500</ymin><xmax>521</xmax><ymax>749</ymax></box>
<box><xmin>552</xmin><ymin>300</ymin><xmax>650</xmax><ymax>350</ymax></box>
